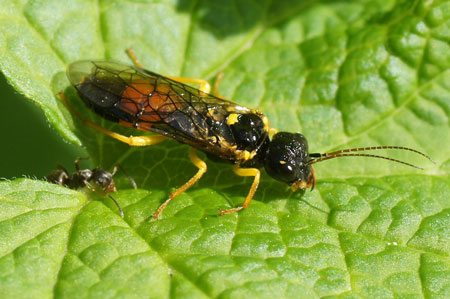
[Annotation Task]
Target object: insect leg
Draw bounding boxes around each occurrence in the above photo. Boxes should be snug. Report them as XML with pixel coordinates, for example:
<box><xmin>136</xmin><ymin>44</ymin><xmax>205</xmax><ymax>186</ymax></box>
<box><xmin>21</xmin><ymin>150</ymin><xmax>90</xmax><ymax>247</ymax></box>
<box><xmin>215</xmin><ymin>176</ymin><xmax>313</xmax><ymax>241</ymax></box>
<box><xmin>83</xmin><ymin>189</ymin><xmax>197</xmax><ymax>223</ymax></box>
<box><xmin>126</xmin><ymin>48</ymin><xmax>212</xmax><ymax>94</ymax></box>
<box><xmin>111</xmin><ymin>166</ymin><xmax>118</xmax><ymax>176</ymax></box>
<box><xmin>56</xmin><ymin>163</ymin><xmax>69</xmax><ymax>174</ymax></box>
<box><xmin>74</xmin><ymin>157</ymin><xmax>90</xmax><ymax>171</ymax></box>
<box><xmin>82</xmin><ymin>180</ymin><xmax>97</xmax><ymax>192</ymax></box>
<box><xmin>212</xmin><ymin>72</ymin><xmax>226</xmax><ymax>99</ymax></box>
<box><xmin>152</xmin><ymin>148</ymin><xmax>207</xmax><ymax>219</ymax></box>
<box><xmin>166</xmin><ymin>76</ymin><xmax>211</xmax><ymax>94</ymax></box>
<box><xmin>219</xmin><ymin>166</ymin><xmax>261</xmax><ymax>215</ymax></box>
<box><xmin>49</xmin><ymin>167</ymin><xmax>69</xmax><ymax>186</ymax></box>
<box><xmin>59</xmin><ymin>92</ymin><xmax>168</xmax><ymax>146</ymax></box>
<box><xmin>126</xmin><ymin>48</ymin><xmax>145</xmax><ymax>68</ymax></box>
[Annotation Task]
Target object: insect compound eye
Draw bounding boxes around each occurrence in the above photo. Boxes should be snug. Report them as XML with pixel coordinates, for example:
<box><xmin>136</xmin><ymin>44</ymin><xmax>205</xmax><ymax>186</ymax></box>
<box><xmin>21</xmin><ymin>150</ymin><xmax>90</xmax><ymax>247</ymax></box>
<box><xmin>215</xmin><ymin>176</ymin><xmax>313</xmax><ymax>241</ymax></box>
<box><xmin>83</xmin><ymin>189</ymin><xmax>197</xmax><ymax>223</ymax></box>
<box><xmin>264</xmin><ymin>132</ymin><xmax>311</xmax><ymax>184</ymax></box>
<box><xmin>265</xmin><ymin>155</ymin><xmax>298</xmax><ymax>184</ymax></box>
<box><xmin>264</xmin><ymin>145</ymin><xmax>298</xmax><ymax>183</ymax></box>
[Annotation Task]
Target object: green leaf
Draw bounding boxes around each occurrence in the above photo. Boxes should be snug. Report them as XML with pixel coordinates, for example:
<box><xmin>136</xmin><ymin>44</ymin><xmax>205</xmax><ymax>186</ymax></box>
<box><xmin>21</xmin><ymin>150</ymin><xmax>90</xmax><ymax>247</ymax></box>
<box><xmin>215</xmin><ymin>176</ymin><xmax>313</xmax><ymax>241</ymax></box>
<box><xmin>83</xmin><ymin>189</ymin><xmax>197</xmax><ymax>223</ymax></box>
<box><xmin>0</xmin><ymin>0</ymin><xmax>449</xmax><ymax>298</ymax></box>
<box><xmin>0</xmin><ymin>180</ymin><xmax>169</xmax><ymax>298</ymax></box>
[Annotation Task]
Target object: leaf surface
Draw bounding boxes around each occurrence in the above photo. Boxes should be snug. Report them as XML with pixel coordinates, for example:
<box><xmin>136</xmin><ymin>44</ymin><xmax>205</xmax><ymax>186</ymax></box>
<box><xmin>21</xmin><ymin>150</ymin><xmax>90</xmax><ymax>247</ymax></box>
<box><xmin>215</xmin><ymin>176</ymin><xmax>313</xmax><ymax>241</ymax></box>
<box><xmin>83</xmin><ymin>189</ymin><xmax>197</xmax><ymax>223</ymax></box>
<box><xmin>0</xmin><ymin>0</ymin><xmax>449</xmax><ymax>297</ymax></box>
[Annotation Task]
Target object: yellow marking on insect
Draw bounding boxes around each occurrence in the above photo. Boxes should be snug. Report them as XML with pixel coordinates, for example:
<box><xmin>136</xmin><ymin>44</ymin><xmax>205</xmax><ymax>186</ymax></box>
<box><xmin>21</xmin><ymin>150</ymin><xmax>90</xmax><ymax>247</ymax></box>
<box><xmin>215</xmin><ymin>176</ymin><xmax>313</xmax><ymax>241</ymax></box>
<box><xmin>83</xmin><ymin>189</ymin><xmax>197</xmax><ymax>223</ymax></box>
<box><xmin>269</xmin><ymin>128</ymin><xmax>279</xmax><ymax>136</ymax></box>
<box><xmin>236</xmin><ymin>150</ymin><xmax>257</xmax><ymax>161</ymax></box>
<box><xmin>215</xmin><ymin>136</ymin><xmax>236</xmax><ymax>151</ymax></box>
<box><xmin>207</xmin><ymin>109</ymin><xmax>215</xmax><ymax>117</ymax></box>
<box><xmin>227</xmin><ymin>113</ymin><xmax>239</xmax><ymax>125</ymax></box>
<box><xmin>291</xmin><ymin>180</ymin><xmax>308</xmax><ymax>191</ymax></box>
<box><xmin>262</xmin><ymin>115</ymin><xmax>270</xmax><ymax>133</ymax></box>
<box><xmin>244</xmin><ymin>151</ymin><xmax>251</xmax><ymax>160</ymax></box>
<box><xmin>280</xmin><ymin>161</ymin><xmax>286</xmax><ymax>165</ymax></box>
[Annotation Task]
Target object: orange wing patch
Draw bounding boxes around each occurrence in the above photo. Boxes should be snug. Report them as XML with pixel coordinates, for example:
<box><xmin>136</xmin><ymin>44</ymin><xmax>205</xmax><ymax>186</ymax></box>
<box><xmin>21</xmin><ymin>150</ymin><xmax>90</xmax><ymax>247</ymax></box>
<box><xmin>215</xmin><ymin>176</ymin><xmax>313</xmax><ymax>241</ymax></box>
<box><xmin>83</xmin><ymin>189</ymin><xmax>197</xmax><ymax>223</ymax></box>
<box><xmin>118</xmin><ymin>80</ymin><xmax>182</xmax><ymax>130</ymax></box>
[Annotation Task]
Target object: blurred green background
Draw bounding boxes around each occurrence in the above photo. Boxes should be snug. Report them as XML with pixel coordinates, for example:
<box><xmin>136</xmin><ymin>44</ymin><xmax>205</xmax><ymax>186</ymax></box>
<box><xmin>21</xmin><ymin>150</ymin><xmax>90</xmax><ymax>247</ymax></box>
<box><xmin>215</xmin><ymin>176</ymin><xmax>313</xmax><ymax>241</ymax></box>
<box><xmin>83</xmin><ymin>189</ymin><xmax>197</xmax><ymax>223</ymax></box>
<box><xmin>0</xmin><ymin>72</ymin><xmax>85</xmax><ymax>179</ymax></box>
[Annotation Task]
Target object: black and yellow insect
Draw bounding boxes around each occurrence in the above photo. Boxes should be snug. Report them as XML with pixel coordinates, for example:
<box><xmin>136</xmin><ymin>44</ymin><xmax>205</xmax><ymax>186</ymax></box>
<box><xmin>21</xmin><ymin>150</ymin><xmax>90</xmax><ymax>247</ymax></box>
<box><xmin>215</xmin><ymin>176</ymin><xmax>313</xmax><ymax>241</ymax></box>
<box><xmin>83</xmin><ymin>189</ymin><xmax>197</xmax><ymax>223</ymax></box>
<box><xmin>62</xmin><ymin>49</ymin><xmax>433</xmax><ymax>218</ymax></box>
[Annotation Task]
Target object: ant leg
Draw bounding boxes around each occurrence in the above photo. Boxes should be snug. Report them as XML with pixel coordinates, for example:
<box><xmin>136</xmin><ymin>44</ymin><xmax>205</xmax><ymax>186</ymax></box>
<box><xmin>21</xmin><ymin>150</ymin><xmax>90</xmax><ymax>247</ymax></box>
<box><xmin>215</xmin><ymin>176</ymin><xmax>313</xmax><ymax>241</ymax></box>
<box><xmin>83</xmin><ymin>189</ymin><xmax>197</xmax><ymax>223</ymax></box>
<box><xmin>126</xmin><ymin>48</ymin><xmax>211</xmax><ymax>94</ymax></box>
<box><xmin>83</xmin><ymin>180</ymin><xmax>97</xmax><ymax>192</ymax></box>
<box><xmin>219</xmin><ymin>166</ymin><xmax>260</xmax><ymax>215</ymax></box>
<box><xmin>152</xmin><ymin>148</ymin><xmax>207</xmax><ymax>219</ymax></box>
<box><xmin>74</xmin><ymin>157</ymin><xmax>90</xmax><ymax>171</ymax></box>
<box><xmin>47</xmin><ymin>167</ymin><xmax>69</xmax><ymax>186</ymax></box>
<box><xmin>56</xmin><ymin>163</ymin><xmax>69</xmax><ymax>174</ymax></box>
<box><xmin>59</xmin><ymin>92</ymin><xmax>168</xmax><ymax>146</ymax></box>
<box><xmin>111</xmin><ymin>166</ymin><xmax>118</xmax><ymax>176</ymax></box>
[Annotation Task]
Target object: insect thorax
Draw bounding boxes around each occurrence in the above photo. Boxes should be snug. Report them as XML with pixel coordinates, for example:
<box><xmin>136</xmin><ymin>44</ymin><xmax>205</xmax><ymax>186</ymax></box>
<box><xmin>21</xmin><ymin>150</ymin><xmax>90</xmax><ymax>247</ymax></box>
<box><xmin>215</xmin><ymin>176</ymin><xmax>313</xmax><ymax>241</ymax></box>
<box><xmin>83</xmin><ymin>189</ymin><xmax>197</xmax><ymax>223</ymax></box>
<box><xmin>207</xmin><ymin>111</ymin><xmax>270</xmax><ymax>167</ymax></box>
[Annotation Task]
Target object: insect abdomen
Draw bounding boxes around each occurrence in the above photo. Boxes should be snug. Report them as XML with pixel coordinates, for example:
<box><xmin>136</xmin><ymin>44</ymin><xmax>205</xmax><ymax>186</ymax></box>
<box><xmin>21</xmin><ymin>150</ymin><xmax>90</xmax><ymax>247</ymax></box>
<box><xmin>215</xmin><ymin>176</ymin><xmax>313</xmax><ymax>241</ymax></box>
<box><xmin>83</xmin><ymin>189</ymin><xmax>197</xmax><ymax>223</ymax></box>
<box><xmin>118</xmin><ymin>81</ymin><xmax>182</xmax><ymax>130</ymax></box>
<box><xmin>68</xmin><ymin>61</ymin><xmax>131</xmax><ymax>123</ymax></box>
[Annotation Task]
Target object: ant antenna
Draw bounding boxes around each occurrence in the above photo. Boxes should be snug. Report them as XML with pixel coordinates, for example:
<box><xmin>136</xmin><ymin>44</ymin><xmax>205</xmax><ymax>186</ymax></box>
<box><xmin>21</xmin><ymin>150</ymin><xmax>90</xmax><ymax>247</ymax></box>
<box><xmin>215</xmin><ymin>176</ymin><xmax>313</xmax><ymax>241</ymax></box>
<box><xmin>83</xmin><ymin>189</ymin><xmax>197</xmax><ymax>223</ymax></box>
<box><xmin>117</xmin><ymin>164</ymin><xmax>138</xmax><ymax>189</ymax></box>
<box><xmin>106</xmin><ymin>194</ymin><xmax>125</xmax><ymax>218</ymax></box>
<box><xmin>307</xmin><ymin>146</ymin><xmax>434</xmax><ymax>169</ymax></box>
<box><xmin>84</xmin><ymin>180</ymin><xmax>125</xmax><ymax>218</ymax></box>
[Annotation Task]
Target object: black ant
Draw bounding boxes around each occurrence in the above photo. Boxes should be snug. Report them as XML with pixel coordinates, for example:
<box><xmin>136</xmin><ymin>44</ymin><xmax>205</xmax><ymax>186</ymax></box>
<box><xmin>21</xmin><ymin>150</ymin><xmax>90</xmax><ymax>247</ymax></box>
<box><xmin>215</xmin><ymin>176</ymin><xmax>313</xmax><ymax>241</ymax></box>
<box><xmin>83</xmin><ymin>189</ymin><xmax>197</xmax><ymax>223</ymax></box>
<box><xmin>46</xmin><ymin>158</ymin><xmax>137</xmax><ymax>217</ymax></box>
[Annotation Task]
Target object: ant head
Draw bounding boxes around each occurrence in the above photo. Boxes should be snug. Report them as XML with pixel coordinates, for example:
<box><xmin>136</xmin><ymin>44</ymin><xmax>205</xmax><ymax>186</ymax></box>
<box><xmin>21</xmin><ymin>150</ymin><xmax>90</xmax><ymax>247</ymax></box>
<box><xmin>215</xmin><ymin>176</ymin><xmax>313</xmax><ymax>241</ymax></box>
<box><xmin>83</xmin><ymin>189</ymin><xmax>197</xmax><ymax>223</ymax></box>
<box><xmin>264</xmin><ymin>132</ymin><xmax>314</xmax><ymax>189</ymax></box>
<box><xmin>91</xmin><ymin>168</ymin><xmax>116</xmax><ymax>192</ymax></box>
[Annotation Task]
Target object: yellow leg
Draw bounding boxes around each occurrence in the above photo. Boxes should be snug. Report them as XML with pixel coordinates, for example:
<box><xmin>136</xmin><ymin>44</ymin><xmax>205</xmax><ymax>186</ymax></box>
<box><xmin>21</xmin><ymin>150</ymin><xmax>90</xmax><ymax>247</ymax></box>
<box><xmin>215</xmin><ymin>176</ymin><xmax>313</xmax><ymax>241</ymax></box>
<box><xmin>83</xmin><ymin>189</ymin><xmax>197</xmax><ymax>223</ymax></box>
<box><xmin>213</xmin><ymin>72</ymin><xmax>224</xmax><ymax>97</ymax></box>
<box><xmin>211</xmin><ymin>72</ymin><xmax>227</xmax><ymax>100</ymax></box>
<box><xmin>152</xmin><ymin>148</ymin><xmax>207</xmax><ymax>218</ymax></box>
<box><xmin>126</xmin><ymin>48</ymin><xmax>145</xmax><ymax>68</ymax></box>
<box><xmin>59</xmin><ymin>92</ymin><xmax>168</xmax><ymax>146</ymax></box>
<box><xmin>126</xmin><ymin>48</ymin><xmax>211</xmax><ymax>94</ymax></box>
<box><xmin>167</xmin><ymin>76</ymin><xmax>211</xmax><ymax>94</ymax></box>
<box><xmin>220</xmin><ymin>166</ymin><xmax>260</xmax><ymax>215</ymax></box>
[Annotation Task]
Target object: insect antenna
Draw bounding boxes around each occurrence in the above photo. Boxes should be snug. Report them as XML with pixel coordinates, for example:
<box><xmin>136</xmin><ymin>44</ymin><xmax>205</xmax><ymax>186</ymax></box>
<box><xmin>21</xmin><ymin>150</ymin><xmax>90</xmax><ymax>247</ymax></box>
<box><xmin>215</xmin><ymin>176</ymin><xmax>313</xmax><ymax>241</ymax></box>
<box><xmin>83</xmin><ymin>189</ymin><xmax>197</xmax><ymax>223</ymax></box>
<box><xmin>307</xmin><ymin>146</ymin><xmax>434</xmax><ymax>169</ymax></box>
<box><xmin>106</xmin><ymin>193</ymin><xmax>125</xmax><ymax>218</ymax></box>
<box><xmin>117</xmin><ymin>164</ymin><xmax>138</xmax><ymax>189</ymax></box>
<box><xmin>84</xmin><ymin>179</ymin><xmax>125</xmax><ymax>218</ymax></box>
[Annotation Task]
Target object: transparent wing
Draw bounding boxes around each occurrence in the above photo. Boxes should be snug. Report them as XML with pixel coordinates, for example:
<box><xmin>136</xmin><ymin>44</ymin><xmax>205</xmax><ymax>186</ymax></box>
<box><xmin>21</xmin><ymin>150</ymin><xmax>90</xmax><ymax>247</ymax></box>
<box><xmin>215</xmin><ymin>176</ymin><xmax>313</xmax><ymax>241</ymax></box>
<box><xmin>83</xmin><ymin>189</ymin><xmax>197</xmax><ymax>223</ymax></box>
<box><xmin>68</xmin><ymin>60</ymin><xmax>250</xmax><ymax>160</ymax></box>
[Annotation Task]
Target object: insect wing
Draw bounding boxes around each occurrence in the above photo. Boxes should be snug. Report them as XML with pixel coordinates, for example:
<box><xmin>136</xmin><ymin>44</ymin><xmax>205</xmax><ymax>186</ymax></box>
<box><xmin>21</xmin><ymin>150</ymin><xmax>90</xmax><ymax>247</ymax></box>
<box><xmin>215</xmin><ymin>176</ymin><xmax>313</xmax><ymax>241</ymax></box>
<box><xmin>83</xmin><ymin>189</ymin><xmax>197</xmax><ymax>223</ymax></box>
<box><xmin>67</xmin><ymin>61</ymin><xmax>248</xmax><ymax>160</ymax></box>
<box><xmin>68</xmin><ymin>61</ymin><xmax>146</xmax><ymax>123</ymax></box>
